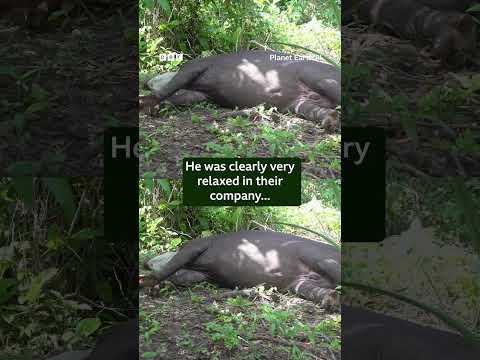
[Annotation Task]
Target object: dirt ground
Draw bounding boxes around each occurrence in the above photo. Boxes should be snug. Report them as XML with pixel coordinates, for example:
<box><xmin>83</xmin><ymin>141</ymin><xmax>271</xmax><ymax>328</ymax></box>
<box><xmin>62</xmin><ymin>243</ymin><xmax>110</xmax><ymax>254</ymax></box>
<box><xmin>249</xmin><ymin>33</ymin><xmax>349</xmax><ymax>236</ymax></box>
<box><xmin>140</xmin><ymin>284</ymin><xmax>340</xmax><ymax>360</ymax></box>
<box><xmin>342</xmin><ymin>23</ymin><xmax>480</xmax><ymax>176</ymax></box>
<box><xmin>139</xmin><ymin>105</ymin><xmax>340</xmax><ymax>179</ymax></box>
<box><xmin>0</xmin><ymin>3</ymin><xmax>137</xmax><ymax>176</ymax></box>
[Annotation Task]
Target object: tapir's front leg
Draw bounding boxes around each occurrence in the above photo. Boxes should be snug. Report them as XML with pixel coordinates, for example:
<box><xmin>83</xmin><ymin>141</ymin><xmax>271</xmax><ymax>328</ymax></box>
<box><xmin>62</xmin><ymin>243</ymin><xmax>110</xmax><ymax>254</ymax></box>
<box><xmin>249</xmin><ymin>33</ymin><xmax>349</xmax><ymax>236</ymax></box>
<box><xmin>151</xmin><ymin>66</ymin><xmax>209</xmax><ymax>102</ymax></box>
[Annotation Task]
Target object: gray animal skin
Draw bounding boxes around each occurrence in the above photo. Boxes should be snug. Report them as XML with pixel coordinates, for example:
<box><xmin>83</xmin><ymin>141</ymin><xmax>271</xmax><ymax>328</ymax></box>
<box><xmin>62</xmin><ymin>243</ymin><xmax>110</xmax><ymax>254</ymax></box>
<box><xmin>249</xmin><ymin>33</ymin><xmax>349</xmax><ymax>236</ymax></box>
<box><xmin>343</xmin><ymin>305</ymin><xmax>480</xmax><ymax>359</ymax></box>
<box><xmin>145</xmin><ymin>50</ymin><xmax>340</xmax><ymax>127</ymax></box>
<box><xmin>146</xmin><ymin>251</ymin><xmax>209</xmax><ymax>285</ymax></box>
<box><xmin>44</xmin><ymin>319</ymin><xmax>137</xmax><ymax>360</ymax></box>
<box><xmin>343</xmin><ymin>0</ymin><xmax>477</xmax><ymax>65</ymax></box>
<box><xmin>44</xmin><ymin>350</ymin><xmax>91</xmax><ymax>360</ymax></box>
<box><xmin>144</xmin><ymin>230</ymin><xmax>341</xmax><ymax>308</ymax></box>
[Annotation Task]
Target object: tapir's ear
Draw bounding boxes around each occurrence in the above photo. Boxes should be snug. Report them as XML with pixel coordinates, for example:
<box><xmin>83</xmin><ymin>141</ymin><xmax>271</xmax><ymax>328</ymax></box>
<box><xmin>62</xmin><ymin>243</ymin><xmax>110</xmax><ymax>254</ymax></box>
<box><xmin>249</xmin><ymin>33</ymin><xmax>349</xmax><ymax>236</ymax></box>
<box><xmin>454</xmin><ymin>14</ymin><xmax>475</xmax><ymax>34</ymax></box>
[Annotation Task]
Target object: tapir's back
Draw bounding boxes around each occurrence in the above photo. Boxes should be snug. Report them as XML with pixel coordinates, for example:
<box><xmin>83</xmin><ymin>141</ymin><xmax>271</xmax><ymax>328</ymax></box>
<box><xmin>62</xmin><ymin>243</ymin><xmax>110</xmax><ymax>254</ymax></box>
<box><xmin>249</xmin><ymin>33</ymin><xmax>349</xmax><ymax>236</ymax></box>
<box><xmin>192</xmin><ymin>230</ymin><xmax>339</xmax><ymax>289</ymax></box>
<box><xmin>179</xmin><ymin>51</ymin><xmax>339</xmax><ymax>108</ymax></box>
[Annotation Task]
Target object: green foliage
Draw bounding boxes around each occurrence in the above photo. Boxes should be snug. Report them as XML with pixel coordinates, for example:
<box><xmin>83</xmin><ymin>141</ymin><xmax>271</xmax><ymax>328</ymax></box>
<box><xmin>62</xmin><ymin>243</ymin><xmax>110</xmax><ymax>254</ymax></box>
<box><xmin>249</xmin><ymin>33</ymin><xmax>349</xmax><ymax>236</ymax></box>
<box><xmin>139</xmin><ymin>178</ymin><xmax>341</xmax><ymax>254</ymax></box>
<box><xmin>0</xmin><ymin>178</ymin><xmax>129</xmax><ymax>357</ymax></box>
<box><xmin>194</xmin><ymin>118</ymin><xmax>340</xmax><ymax>170</ymax></box>
<box><xmin>203</xmin><ymin>297</ymin><xmax>340</xmax><ymax>355</ymax></box>
<box><xmin>139</xmin><ymin>0</ymin><xmax>340</xmax><ymax>73</ymax></box>
<box><xmin>206</xmin><ymin>322</ymin><xmax>242</xmax><ymax>350</ymax></box>
<box><xmin>386</xmin><ymin>173</ymin><xmax>480</xmax><ymax>251</ymax></box>
<box><xmin>343</xmin><ymin>64</ymin><xmax>478</xmax><ymax>163</ymax></box>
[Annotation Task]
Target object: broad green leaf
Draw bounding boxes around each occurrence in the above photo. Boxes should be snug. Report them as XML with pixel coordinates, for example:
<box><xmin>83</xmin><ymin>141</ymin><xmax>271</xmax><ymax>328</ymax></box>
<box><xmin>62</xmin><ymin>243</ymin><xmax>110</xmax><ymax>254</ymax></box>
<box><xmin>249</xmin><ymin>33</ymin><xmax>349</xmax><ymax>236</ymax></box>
<box><xmin>143</xmin><ymin>0</ymin><xmax>155</xmax><ymax>9</ymax></box>
<box><xmin>0</xmin><ymin>278</ymin><xmax>17</xmax><ymax>304</ymax></box>
<box><xmin>158</xmin><ymin>179</ymin><xmax>171</xmax><ymax>195</ymax></box>
<box><xmin>76</xmin><ymin>317</ymin><xmax>101</xmax><ymax>338</ymax></box>
<box><xmin>20</xmin><ymin>69</ymin><xmax>39</xmax><ymax>81</ymax></box>
<box><xmin>7</xmin><ymin>162</ymin><xmax>40</xmax><ymax>176</ymax></box>
<box><xmin>0</xmin><ymin>65</ymin><xmax>17</xmax><ymax>78</ymax></box>
<box><xmin>467</xmin><ymin>4</ymin><xmax>480</xmax><ymax>12</ymax></box>
<box><xmin>21</xmin><ymin>268</ymin><xmax>58</xmax><ymax>304</ymax></box>
<box><xmin>142</xmin><ymin>352</ymin><xmax>158</xmax><ymax>359</ymax></box>
<box><xmin>11</xmin><ymin>177</ymin><xmax>34</xmax><ymax>208</ymax></box>
<box><xmin>31</xmin><ymin>84</ymin><xmax>50</xmax><ymax>101</ymax></box>
<box><xmin>158</xmin><ymin>0</ymin><xmax>171</xmax><ymax>13</ymax></box>
<box><xmin>47</xmin><ymin>224</ymin><xmax>64</xmax><ymax>250</ymax></box>
<box><xmin>95</xmin><ymin>281</ymin><xmax>113</xmax><ymax>303</ymax></box>
<box><xmin>70</xmin><ymin>228</ymin><xmax>96</xmax><ymax>241</ymax></box>
<box><xmin>25</xmin><ymin>101</ymin><xmax>49</xmax><ymax>115</ymax></box>
<box><xmin>42</xmin><ymin>178</ymin><xmax>76</xmax><ymax>224</ymax></box>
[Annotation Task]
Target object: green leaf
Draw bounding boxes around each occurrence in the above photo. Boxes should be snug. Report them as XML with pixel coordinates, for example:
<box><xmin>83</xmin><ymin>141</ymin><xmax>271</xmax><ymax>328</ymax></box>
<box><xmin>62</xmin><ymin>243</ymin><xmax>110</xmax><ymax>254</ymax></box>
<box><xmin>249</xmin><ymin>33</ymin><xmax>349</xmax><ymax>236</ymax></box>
<box><xmin>76</xmin><ymin>318</ymin><xmax>101</xmax><ymax>338</ymax></box>
<box><xmin>42</xmin><ymin>178</ymin><xmax>76</xmax><ymax>224</ymax></box>
<box><xmin>158</xmin><ymin>179</ymin><xmax>171</xmax><ymax>196</ymax></box>
<box><xmin>47</xmin><ymin>224</ymin><xmax>64</xmax><ymax>250</ymax></box>
<box><xmin>170</xmin><ymin>237</ymin><xmax>182</xmax><ymax>248</ymax></box>
<box><xmin>0</xmin><ymin>66</ymin><xmax>17</xmax><ymax>78</ymax></box>
<box><xmin>20</xmin><ymin>69</ymin><xmax>39</xmax><ymax>81</ymax></box>
<box><xmin>467</xmin><ymin>4</ymin><xmax>480</xmax><ymax>12</ymax></box>
<box><xmin>25</xmin><ymin>101</ymin><xmax>49</xmax><ymax>115</ymax></box>
<box><xmin>142</xmin><ymin>173</ymin><xmax>155</xmax><ymax>193</ymax></box>
<box><xmin>142</xmin><ymin>352</ymin><xmax>158</xmax><ymax>359</ymax></box>
<box><xmin>48</xmin><ymin>9</ymin><xmax>67</xmax><ymax>21</ymax></box>
<box><xmin>7</xmin><ymin>162</ymin><xmax>40</xmax><ymax>176</ymax></box>
<box><xmin>20</xmin><ymin>268</ymin><xmax>58</xmax><ymax>304</ymax></box>
<box><xmin>70</xmin><ymin>228</ymin><xmax>96</xmax><ymax>241</ymax></box>
<box><xmin>143</xmin><ymin>0</ymin><xmax>155</xmax><ymax>9</ymax></box>
<box><xmin>0</xmin><ymin>278</ymin><xmax>17</xmax><ymax>305</ymax></box>
<box><xmin>31</xmin><ymin>84</ymin><xmax>50</xmax><ymax>101</ymax></box>
<box><xmin>95</xmin><ymin>281</ymin><xmax>113</xmax><ymax>303</ymax></box>
<box><xmin>157</xmin><ymin>0</ymin><xmax>171</xmax><ymax>13</ymax></box>
<box><xmin>11</xmin><ymin>177</ymin><xmax>34</xmax><ymax>208</ymax></box>
<box><xmin>13</xmin><ymin>113</ymin><xmax>26</xmax><ymax>134</ymax></box>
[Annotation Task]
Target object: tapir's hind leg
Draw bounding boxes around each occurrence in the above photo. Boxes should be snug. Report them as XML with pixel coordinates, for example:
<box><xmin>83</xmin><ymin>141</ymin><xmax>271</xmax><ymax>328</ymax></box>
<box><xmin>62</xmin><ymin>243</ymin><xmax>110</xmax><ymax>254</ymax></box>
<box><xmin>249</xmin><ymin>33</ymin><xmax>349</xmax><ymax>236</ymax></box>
<box><xmin>288</xmin><ymin>100</ymin><xmax>339</xmax><ymax>129</ymax></box>
<box><xmin>298</xmin><ymin>68</ymin><xmax>341</xmax><ymax>106</ymax></box>
<box><xmin>299</xmin><ymin>247</ymin><xmax>341</xmax><ymax>284</ymax></box>
<box><xmin>291</xmin><ymin>278</ymin><xmax>340</xmax><ymax>310</ymax></box>
<box><xmin>290</xmin><ymin>67</ymin><xmax>340</xmax><ymax>128</ymax></box>
<box><xmin>293</xmin><ymin>248</ymin><xmax>340</xmax><ymax>308</ymax></box>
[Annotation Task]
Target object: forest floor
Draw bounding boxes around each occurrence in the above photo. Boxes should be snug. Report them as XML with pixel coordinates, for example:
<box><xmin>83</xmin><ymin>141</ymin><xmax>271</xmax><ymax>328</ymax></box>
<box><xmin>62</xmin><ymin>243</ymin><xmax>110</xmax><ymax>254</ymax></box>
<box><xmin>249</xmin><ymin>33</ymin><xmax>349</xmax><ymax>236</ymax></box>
<box><xmin>0</xmin><ymin>6</ymin><xmax>137</xmax><ymax>176</ymax></box>
<box><xmin>139</xmin><ymin>284</ymin><xmax>340</xmax><ymax>360</ymax></box>
<box><xmin>342</xmin><ymin>23</ymin><xmax>480</xmax><ymax>177</ymax></box>
<box><xmin>139</xmin><ymin>103</ymin><xmax>340</xmax><ymax>179</ymax></box>
<box><xmin>342</xmin><ymin>20</ymin><xmax>480</xmax><ymax>348</ymax></box>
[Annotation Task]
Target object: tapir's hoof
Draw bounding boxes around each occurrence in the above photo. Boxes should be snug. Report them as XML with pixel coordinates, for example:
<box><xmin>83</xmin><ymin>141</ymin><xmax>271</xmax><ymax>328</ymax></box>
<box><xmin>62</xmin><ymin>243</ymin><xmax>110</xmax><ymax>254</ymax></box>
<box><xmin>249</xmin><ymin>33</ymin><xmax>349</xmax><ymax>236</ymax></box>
<box><xmin>139</xmin><ymin>95</ymin><xmax>158</xmax><ymax>115</ymax></box>
<box><xmin>139</xmin><ymin>274</ymin><xmax>158</xmax><ymax>288</ymax></box>
<box><xmin>321</xmin><ymin>110</ymin><xmax>339</xmax><ymax>131</ymax></box>
<box><xmin>321</xmin><ymin>290</ymin><xmax>340</xmax><ymax>311</ymax></box>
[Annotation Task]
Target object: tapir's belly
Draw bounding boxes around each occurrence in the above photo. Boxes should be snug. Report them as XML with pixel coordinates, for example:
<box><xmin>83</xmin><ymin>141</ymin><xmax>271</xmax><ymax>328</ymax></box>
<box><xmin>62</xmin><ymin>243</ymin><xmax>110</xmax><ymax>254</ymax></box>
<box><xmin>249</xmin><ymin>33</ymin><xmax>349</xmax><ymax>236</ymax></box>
<box><xmin>191</xmin><ymin>68</ymin><xmax>304</xmax><ymax>110</ymax></box>
<box><xmin>193</xmin><ymin>248</ymin><xmax>320</xmax><ymax>290</ymax></box>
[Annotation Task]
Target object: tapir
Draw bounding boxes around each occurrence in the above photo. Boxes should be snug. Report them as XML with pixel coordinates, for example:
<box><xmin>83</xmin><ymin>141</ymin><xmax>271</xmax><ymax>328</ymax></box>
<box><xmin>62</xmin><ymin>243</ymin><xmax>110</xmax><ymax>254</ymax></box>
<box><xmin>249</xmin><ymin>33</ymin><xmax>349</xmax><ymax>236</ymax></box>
<box><xmin>342</xmin><ymin>305</ymin><xmax>480</xmax><ymax>359</ymax></box>
<box><xmin>343</xmin><ymin>0</ymin><xmax>477</xmax><ymax>65</ymax></box>
<box><xmin>143</xmin><ymin>230</ymin><xmax>341</xmax><ymax>309</ymax></box>
<box><xmin>143</xmin><ymin>50</ymin><xmax>340</xmax><ymax>128</ymax></box>
<box><xmin>44</xmin><ymin>318</ymin><xmax>137</xmax><ymax>360</ymax></box>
